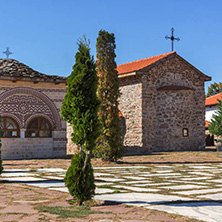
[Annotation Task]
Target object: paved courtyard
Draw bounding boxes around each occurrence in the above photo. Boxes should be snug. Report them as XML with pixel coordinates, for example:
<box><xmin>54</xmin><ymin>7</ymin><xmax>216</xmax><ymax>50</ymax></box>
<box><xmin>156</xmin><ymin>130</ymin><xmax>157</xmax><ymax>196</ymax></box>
<box><xmin>1</xmin><ymin>163</ymin><xmax>222</xmax><ymax>222</ymax></box>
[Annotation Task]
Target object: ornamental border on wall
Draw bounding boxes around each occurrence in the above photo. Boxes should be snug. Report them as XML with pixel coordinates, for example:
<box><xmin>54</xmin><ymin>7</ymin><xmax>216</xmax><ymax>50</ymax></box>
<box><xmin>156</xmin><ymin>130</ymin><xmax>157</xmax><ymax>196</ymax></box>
<box><xmin>0</xmin><ymin>87</ymin><xmax>62</xmax><ymax>130</ymax></box>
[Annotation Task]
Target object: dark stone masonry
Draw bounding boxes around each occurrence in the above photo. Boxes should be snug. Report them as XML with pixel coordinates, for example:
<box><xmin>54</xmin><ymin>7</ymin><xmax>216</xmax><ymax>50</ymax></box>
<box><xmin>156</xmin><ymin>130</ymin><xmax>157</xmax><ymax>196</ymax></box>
<box><xmin>117</xmin><ymin>51</ymin><xmax>211</xmax><ymax>154</ymax></box>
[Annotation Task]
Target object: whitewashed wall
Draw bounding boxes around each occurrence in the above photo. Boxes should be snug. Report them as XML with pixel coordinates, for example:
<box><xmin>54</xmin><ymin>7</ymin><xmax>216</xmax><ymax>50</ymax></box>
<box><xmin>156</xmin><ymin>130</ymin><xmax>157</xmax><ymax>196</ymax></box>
<box><xmin>205</xmin><ymin>106</ymin><xmax>217</xmax><ymax>122</ymax></box>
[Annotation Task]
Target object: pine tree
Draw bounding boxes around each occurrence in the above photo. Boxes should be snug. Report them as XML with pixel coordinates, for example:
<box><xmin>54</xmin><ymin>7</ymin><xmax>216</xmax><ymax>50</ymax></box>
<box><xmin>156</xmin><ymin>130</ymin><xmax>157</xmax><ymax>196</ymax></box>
<box><xmin>61</xmin><ymin>37</ymin><xmax>100</xmax><ymax>205</ymax></box>
<box><xmin>94</xmin><ymin>30</ymin><xmax>123</xmax><ymax>162</ymax></box>
<box><xmin>0</xmin><ymin>117</ymin><xmax>2</xmax><ymax>175</ymax></box>
<box><xmin>209</xmin><ymin>99</ymin><xmax>222</xmax><ymax>137</ymax></box>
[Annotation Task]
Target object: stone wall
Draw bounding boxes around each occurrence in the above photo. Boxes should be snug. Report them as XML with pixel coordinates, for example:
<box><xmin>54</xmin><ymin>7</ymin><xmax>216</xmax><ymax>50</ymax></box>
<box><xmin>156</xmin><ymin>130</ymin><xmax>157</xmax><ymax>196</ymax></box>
<box><xmin>1</xmin><ymin>138</ymin><xmax>53</xmax><ymax>159</ymax></box>
<box><xmin>119</xmin><ymin>75</ymin><xmax>143</xmax><ymax>154</ymax></box>
<box><xmin>66</xmin><ymin>76</ymin><xmax>144</xmax><ymax>155</ymax></box>
<box><xmin>155</xmin><ymin>89</ymin><xmax>196</xmax><ymax>151</ymax></box>
<box><xmin>0</xmin><ymin>80</ymin><xmax>67</xmax><ymax>159</ymax></box>
<box><xmin>119</xmin><ymin>55</ymin><xmax>207</xmax><ymax>153</ymax></box>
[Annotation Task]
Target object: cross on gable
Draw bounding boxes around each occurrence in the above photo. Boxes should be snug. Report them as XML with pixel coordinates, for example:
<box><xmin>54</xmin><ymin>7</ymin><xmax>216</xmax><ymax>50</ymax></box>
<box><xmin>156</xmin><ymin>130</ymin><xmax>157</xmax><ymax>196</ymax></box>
<box><xmin>165</xmin><ymin>28</ymin><xmax>180</xmax><ymax>51</ymax></box>
<box><xmin>3</xmin><ymin>47</ymin><xmax>13</xmax><ymax>58</ymax></box>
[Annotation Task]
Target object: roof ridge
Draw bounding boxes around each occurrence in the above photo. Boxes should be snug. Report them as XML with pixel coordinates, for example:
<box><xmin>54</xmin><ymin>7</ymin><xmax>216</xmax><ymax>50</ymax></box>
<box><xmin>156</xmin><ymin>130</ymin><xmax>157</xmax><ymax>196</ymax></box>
<box><xmin>117</xmin><ymin>51</ymin><xmax>176</xmax><ymax>67</ymax></box>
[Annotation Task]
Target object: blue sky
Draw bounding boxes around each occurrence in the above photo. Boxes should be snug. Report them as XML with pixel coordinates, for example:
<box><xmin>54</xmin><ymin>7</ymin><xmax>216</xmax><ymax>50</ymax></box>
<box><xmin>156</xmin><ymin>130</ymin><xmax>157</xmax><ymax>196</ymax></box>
<box><xmin>0</xmin><ymin>0</ymin><xmax>221</xmax><ymax>91</ymax></box>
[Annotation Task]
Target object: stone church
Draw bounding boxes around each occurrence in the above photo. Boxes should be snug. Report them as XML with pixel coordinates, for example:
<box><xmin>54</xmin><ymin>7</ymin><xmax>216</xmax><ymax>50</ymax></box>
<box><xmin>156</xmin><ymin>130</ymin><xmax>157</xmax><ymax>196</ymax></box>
<box><xmin>117</xmin><ymin>51</ymin><xmax>211</xmax><ymax>154</ymax></box>
<box><xmin>0</xmin><ymin>51</ymin><xmax>211</xmax><ymax>159</ymax></box>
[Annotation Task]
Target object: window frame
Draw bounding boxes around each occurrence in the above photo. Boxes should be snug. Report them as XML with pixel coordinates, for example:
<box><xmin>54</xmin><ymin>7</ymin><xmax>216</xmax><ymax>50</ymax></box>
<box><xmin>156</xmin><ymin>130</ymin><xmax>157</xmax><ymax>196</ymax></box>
<box><xmin>0</xmin><ymin>116</ymin><xmax>20</xmax><ymax>138</ymax></box>
<box><xmin>182</xmin><ymin>128</ymin><xmax>189</xmax><ymax>137</ymax></box>
<box><xmin>26</xmin><ymin>117</ymin><xmax>52</xmax><ymax>138</ymax></box>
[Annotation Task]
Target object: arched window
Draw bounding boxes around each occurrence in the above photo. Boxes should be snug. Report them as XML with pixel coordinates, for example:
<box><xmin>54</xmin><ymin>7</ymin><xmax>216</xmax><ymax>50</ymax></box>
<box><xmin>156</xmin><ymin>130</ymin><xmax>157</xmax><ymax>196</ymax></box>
<box><xmin>0</xmin><ymin>117</ymin><xmax>20</xmax><ymax>138</ymax></box>
<box><xmin>26</xmin><ymin>117</ymin><xmax>52</xmax><ymax>138</ymax></box>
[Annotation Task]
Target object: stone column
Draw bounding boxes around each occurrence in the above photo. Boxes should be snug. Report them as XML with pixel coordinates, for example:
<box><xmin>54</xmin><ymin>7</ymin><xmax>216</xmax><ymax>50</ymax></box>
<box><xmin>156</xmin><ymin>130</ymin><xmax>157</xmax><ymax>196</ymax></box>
<box><xmin>20</xmin><ymin>129</ymin><xmax>26</xmax><ymax>139</ymax></box>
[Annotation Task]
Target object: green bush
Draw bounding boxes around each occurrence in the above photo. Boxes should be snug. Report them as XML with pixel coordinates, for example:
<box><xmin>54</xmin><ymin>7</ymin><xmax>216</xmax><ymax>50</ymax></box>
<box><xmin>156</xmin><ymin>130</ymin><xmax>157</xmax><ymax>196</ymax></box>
<box><xmin>64</xmin><ymin>154</ymin><xmax>95</xmax><ymax>205</ymax></box>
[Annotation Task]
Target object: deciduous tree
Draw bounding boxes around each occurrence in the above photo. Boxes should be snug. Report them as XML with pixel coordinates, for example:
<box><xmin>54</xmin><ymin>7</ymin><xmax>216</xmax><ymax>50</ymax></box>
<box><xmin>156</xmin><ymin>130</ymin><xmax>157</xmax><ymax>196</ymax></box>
<box><xmin>206</xmin><ymin>82</ymin><xmax>222</xmax><ymax>97</ymax></box>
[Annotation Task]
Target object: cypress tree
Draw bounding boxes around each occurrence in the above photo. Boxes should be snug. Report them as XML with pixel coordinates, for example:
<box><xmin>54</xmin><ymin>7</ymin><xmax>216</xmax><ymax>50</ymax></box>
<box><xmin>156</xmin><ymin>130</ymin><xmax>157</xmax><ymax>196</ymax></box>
<box><xmin>94</xmin><ymin>30</ymin><xmax>123</xmax><ymax>162</ymax></box>
<box><xmin>61</xmin><ymin>37</ymin><xmax>100</xmax><ymax>205</ymax></box>
<box><xmin>0</xmin><ymin>117</ymin><xmax>2</xmax><ymax>175</ymax></box>
<box><xmin>209</xmin><ymin>99</ymin><xmax>222</xmax><ymax>138</ymax></box>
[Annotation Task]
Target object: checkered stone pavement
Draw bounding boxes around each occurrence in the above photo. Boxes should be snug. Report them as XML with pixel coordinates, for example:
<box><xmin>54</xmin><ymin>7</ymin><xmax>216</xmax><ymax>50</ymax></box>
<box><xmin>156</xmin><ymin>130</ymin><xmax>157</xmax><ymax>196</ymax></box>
<box><xmin>1</xmin><ymin>163</ymin><xmax>222</xmax><ymax>222</ymax></box>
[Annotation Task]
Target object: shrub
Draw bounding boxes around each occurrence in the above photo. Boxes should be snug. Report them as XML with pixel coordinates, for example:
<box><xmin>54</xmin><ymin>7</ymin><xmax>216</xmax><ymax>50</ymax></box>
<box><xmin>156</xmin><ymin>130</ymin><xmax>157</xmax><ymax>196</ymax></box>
<box><xmin>64</xmin><ymin>154</ymin><xmax>95</xmax><ymax>205</ymax></box>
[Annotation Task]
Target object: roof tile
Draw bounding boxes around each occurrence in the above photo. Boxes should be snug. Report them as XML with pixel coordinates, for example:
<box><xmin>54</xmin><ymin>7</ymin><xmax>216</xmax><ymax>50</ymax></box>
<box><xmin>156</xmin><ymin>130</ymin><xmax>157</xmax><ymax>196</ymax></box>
<box><xmin>205</xmin><ymin>120</ymin><xmax>210</xmax><ymax>127</ymax></box>
<box><xmin>205</xmin><ymin>93</ymin><xmax>222</xmax><ymax>106</ymax></box>
<box><xmin>0</xmin><ymin>58</ymin><xmax>66</xmax><ymax>82</ymax></box>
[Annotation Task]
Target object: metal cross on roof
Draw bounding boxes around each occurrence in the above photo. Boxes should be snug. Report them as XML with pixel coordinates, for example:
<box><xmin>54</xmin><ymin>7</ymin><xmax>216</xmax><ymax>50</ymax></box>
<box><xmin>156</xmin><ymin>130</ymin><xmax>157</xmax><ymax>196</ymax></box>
<box><xmin>3</xmin><ymin>47</ymin><xmax>13</xmax><ymax>58</ymax></box>
<box><xmin>165</xmin><ymin>28</ymin><xmax>180</xmax><ymax>51</ymax></box>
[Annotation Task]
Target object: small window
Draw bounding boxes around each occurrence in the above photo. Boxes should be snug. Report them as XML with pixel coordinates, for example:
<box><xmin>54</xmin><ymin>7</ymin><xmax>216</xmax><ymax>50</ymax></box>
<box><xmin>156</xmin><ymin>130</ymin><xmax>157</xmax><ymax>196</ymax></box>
<box><xmin>0</xmin><ymin>117</ymin><xmax>20</xmax><ymax>138</ymax></box>
<box><xmin>26</xmin><ymin>117</ymin><xmax>52</xmax><ymax>138</ymax></box>
<box><xmin>183</xmin><ymin>128</ymin><xmax>188</xmax><ymax>137</ymax></box>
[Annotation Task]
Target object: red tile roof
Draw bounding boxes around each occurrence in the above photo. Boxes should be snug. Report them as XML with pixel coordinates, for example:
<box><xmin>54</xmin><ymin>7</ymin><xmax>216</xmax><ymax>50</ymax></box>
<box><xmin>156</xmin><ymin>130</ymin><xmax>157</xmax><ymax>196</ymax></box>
<box><xmin>117</xmin><ymin>51</ymin><xmax>176</xmax><ymax>75</ymax></box>
<box><xmin>205</xmin><ymin>120</ymin><xmax>211</xmax><ymax>128</ymax></box>
<box><xmin>205</xmin><ymin>93</ymin><xmax>222</xmax><ymax>106</ymax></box>
<box><xmin>119</xmin><ymin>111</ymin><xmax>124</xmax><ymax>118</ymax></box>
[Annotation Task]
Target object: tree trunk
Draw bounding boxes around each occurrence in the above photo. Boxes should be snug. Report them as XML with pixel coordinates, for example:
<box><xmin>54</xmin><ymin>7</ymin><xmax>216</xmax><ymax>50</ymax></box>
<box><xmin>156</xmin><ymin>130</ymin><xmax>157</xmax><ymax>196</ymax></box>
<box><xmin>83</xmin><ymin>150</ymin><xmax>89</xmax><ymax>173</ymax></box>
